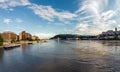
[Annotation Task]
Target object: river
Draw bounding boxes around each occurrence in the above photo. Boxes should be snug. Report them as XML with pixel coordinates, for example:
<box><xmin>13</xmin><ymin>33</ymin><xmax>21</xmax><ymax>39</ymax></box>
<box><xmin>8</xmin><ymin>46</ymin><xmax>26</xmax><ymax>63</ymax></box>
<box><xmin>0</xmin><ymin>40</ymin><xmax>120</xmax><ymax>72</ymax></box>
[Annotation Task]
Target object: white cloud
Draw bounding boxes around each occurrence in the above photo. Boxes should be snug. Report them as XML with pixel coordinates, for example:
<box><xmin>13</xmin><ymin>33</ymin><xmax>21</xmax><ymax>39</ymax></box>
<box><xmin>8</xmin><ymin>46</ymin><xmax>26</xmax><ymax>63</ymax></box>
<box><xmin>100</xmin><ymin>10</ymin><xmax>115</xmax><ymax>21</ymax></box>
<box><xmin>75</xmin><ymin>23</ymin><xmax>89</xmax><ymax>32</ymax></box>
<box><xmin>76</xmin><ymin>0</ymin><xmax>109</xmax><ymax>19</ymax></box>
<box><xmin>3</xmin><ymin>18</ymin><xmax>24</xmax><ymax>24</ymax></box>
<box><xmin>63</xmin><ymin>21</ymin><xmax>70</xmax><ymax>25</ymax></box>
<box><xmin>57</xmin><ymin>11</ymin><xmax>77</xmax><ymax>20</ymax></box>
<box><xmin>16</xmin><ymin>27</ymin><xmax>25</xmax><ymax>30</ymax></box>
<box><xmin>29</xmin><ymin>4</ymin><xmax>77</xmax><ymax>21</ymax></box>
<box><xmin>29</xmin><ymin>4</ymin><xmax>56</xmax><ymax>21</ymax></box>
<box><xmin>0</xmin><ymin>0</ymin><xmax>118</xmax><ymax>35</ymax></box>
<box><xmin>0</xmin><ymin>0</ymin><xmax>5</xmax><ymax>2</ymax></box>
<box><xmin>116</xmin><ymin>0</ymin><xmax>120</xmax><ymax>8</ymax></box>
<box><xmin>0</xmin><ymin>0</ymin><xmax>31</xmax><ymax>9</ymax></box>
<box><xmin>3</xmin><ymin>18</ymin><xmax>11</xmax><ymax>24</ymax></box>
<box><xmin>74</xmin><ymin>23</ymin><xmax>100</xmax><ymax>35</ymax></box>
<box><xmin>107</xmin><ymin>20</ymin><xmax>117</xmax><ymax>25</ymax></box>
<box><xmin>9</xmin><ymin>8</ymin><xmax>14</xmax><ymax>11</ymax></box>
<box><xmin>73</xmin><ymin>0</ymin><xmax>119</xmax><ymax>35</ymax></box>
<box><xmin>16</xmin><ymin>18</ymin><xmax>23</xmax><ymax>23</ymax></box>
<box><xmin>35</xmin><ymin>33</ymin><xmax>55</xmax><ymax>39</ymax></box>
<box><xmin>76</xmin><ymin>15</ymin><xmax>95</xmax><ymax>22</ymax></box>
<box><xmin>74</xmin><ymin>19</ymin><xmax>117</xmax><ymax>35</ymax></box>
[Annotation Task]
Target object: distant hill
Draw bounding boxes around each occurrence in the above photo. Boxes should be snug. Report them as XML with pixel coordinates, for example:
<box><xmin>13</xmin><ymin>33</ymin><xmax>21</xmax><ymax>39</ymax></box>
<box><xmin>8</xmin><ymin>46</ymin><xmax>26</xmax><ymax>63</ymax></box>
<box><xmin>50</xmin><ymin>34</ymin><xmax>80</xmax><ymax>40</ymax></box>
<box><xmin>50</xmin><ymin>34</ymin><xmax>97</xmax><ymax>40</ymax></box>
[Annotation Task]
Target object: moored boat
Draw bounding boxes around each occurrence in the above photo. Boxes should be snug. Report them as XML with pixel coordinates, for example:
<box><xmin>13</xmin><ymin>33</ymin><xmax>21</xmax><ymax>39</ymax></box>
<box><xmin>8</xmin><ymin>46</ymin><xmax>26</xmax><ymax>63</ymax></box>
<box><xmin>28</xmin><ymin>42</ymin><xmax>33</xmax><ymax>44</ymax></box>
<box><xmin>3</xmin><ymin>44</ymin><xmax>21</xmax><ymax>49</ymax></box>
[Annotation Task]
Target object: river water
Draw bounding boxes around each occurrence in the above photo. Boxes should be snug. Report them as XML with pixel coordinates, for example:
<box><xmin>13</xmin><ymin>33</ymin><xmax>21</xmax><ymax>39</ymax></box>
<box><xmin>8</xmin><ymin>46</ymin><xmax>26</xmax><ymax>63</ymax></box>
<box><xmin>0</xmin><ymin>40</ymin><xmax>120</xmax><ymax>72</ymax></box>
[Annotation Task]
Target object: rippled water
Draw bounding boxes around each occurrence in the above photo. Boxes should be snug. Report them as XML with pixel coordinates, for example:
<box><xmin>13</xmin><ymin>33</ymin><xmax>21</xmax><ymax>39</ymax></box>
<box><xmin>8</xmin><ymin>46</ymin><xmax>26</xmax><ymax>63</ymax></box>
<box><xmin>0</xmin><ymin>40</ymin><xmax>120</xmax><ymax>72</ymax></box>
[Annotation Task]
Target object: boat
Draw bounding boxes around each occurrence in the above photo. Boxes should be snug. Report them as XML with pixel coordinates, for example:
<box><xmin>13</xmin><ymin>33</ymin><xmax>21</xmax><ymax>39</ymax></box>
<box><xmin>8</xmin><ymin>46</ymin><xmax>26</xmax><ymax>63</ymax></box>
<box><xmin>3</xmin><ymin>45</ymin><xmax>13</xmax><ymax>49</ymax></box>
<box><xmin>28</xmin><ymin>42</ymin><xmax>33</xmax><ymax>44</ymax></box>
<box><xmin>3</xmin><ymin>44</ymin><xmax>21</xmax><ymax>49</ymax></box>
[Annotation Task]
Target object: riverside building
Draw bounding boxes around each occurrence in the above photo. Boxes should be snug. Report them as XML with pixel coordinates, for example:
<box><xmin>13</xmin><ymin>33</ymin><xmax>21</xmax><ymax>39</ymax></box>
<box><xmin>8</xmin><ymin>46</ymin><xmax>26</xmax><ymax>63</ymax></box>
<box><xmin>1</xmin><ymin>31</ymin><xmax>18</xmax><ymax>42</ymax></box>
<box><xmin>19</xmin><ymin>31</ymin><xmax>32</xmax><ymax>40</ymax></box>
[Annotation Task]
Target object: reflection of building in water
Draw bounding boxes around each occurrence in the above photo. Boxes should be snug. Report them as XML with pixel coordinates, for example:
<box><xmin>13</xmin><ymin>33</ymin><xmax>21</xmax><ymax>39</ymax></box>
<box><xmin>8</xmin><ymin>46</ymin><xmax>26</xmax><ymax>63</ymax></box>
<box><xmin>97</xmin><ymin>28</ymin><xmax>120</xmax><ymax>39</ymax></box>
<box><xmin>0</xmin><ymin>48</ymin><xmax>4</xmax><ymax>59</ymax></box>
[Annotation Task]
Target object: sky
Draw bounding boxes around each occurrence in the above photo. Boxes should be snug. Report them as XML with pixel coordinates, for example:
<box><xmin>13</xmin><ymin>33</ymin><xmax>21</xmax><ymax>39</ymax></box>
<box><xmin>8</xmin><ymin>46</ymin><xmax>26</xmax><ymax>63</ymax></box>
<box><xmin>0</xmin><ymin>0</ymin><xmax>120</xmax><ymax>39</ymax></box>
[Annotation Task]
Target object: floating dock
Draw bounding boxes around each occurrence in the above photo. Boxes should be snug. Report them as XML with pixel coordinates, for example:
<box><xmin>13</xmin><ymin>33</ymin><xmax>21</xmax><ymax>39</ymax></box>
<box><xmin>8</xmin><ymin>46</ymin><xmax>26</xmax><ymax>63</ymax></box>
<box><xmin>3</xmin><ymin>44</ymin><xmax>21</xmax><ymax>49</ymax></box>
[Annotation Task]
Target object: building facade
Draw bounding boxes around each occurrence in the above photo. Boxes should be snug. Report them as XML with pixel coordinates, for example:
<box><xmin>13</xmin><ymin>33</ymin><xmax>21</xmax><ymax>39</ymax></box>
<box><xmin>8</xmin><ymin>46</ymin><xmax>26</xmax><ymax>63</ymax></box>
<box><xmin>97</xmin><ymin>28</ymin><xmax>120</xmax><ymax>39</ymax></box>
<box><xmin>32</xmin><ymin>35</ymin><xmax>39</xmax><ymax>40</ymax></box>
<box><xmin>1</xmin><ymin>31</ymin><xmax>18</xmax><ymax>42</ymax></box>
<box><xmin>19</xmin><ymin>31</ymin><xmax>32</xmax><ymax>40</ymax></box>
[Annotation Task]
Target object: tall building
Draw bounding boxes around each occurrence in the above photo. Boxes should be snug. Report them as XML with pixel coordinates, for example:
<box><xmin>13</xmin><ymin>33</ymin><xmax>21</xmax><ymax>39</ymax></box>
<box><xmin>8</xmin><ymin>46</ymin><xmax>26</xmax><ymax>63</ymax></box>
<box><xmin>19</xmin><ymin>31</ymin><xmax>32</xmax><ymax>40</ymax></box>
<box><xmin>1</xmin><ymin>31</ymin><xmax>18</xmax><ymax>42</ymax></box>
<box><xmin>19</xmin><ymin>31</ymin><xmax>26</xmax><ymax>40</ymax></box>
<box><xmin>26</xmin><ymin>33</ymin><xmax>32</xmax><ymax>40</ymax></box>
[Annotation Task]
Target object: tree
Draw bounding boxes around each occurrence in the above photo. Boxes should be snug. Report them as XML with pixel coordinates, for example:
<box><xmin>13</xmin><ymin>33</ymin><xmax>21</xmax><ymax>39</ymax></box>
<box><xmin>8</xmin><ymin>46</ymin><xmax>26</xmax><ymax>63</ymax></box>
<box><xmin>0</xmin><ymin>35</ymin><xmax>3</xmax><ymax>46</ymax></box>
<box><xmin>11</xmin><ymin>39</ymin><xmax>15</xmax><ymax>43</ymax></box>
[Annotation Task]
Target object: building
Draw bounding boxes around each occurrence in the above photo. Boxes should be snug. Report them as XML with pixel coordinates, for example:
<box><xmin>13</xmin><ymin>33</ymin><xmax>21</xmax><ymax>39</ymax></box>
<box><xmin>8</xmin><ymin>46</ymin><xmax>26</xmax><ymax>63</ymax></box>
<box><xmin>19</xmin><ymin>31</ymin><xmax>26</xmax><ymax>40</ymax></box>
<box><xmin>19</xmin><ymin>31</ymin><xmax>32</xmax><ymax>40</ymax></box>
<box><xmin>97</xmin><ymin>28</ymin><xmax>120</xmax><ymax>39</ymax></box>
<box><xmin>1</xmin><ymin>31</ymin><xmax>18</xmax><ymax>42</ymax></box>
<box><xmin>32</xmin><ymin>35</ymin><xmax>39</xmax><ymax>40</ymax></box>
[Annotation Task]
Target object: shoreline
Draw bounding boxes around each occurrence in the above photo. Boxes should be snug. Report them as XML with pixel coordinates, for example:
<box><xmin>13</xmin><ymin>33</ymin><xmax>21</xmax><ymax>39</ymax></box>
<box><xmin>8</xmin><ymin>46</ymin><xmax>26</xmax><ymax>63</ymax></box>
<box><xmin>0</xmin><ymin>40</ymin><xmax>47</xmax><ymax>49</ymax></box>
<box><xmin>0</xmin><ymin>46</ymin><xmax>3</xmax><ymax>48</ymax></box>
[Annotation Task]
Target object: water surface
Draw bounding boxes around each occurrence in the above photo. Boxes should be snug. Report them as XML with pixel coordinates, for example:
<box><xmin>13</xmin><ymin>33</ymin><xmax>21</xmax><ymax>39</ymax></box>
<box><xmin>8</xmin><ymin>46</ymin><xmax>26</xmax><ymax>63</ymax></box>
<box><xmin>0</xmin><ymin>40</ymin><xmax>120</xmax><ymax>72</ymax></box>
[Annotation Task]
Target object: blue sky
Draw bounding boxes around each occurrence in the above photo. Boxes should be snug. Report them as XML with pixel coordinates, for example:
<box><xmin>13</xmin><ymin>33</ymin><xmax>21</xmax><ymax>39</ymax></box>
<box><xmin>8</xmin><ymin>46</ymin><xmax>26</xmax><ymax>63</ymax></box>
<box><xmin>0</xmin><ymin>0</ymin><xmax>120</xmax><ymax>38</ymax></box>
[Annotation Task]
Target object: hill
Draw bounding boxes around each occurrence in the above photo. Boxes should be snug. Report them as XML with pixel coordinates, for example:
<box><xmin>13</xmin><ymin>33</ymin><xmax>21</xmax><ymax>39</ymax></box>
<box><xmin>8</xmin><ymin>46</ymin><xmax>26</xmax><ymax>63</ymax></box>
<box><xmin>50</xmin><ymin>34</ymin><xmax>97</xmax><ymax>40</ymax></box>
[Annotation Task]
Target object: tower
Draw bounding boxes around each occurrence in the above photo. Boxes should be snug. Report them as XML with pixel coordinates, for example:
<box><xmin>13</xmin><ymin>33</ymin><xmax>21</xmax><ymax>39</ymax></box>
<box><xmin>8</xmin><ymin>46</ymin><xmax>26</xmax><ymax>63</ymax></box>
<box><xmin>115</xmin><ymin>27</ymin><xmax>118</xmax><ymax>39</ymax></box>
<box><xmin>115</xmin><ymin>27</ymin><xmax>117</xmax><ymax>32</ymax></box>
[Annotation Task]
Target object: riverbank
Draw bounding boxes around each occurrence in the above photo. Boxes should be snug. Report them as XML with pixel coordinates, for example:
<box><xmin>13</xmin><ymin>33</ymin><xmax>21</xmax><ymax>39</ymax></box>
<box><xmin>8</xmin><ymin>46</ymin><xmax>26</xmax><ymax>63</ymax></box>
<box><xmin>0</xmin><ymin>40</ymin><xmax>47</xmax><ymax>49</ymax></box>
<box><xmin>0</xmin><ymin>46</ymin><xmax>3</xmax><ymax>48</ymax></box>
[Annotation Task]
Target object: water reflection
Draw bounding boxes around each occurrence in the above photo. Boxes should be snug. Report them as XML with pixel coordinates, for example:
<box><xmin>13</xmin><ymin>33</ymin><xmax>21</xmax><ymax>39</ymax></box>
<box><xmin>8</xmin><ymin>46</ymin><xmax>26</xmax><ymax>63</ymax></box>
<box><xmin>0</xmin><ymin>40</ymin><xmax>120</xmax><ymax>72</ymax></box>
<box><xmin>0</xmin><ymin>48</ymin><xmax>4</xmax><ymax>60</ymax></box>
<box><xmin>98</xmin><ymin>40</ymin><xmax>120</xmax><ymax>46</ymax></box>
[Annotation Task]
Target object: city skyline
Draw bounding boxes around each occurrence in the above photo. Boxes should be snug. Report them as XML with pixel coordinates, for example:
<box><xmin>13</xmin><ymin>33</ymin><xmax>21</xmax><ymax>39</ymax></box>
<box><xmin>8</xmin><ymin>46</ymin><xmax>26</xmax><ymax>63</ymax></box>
<box><xmin>0</xmin><ymin>0</ymin><xmax>120</xmax><ymax>38</ymax></box>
